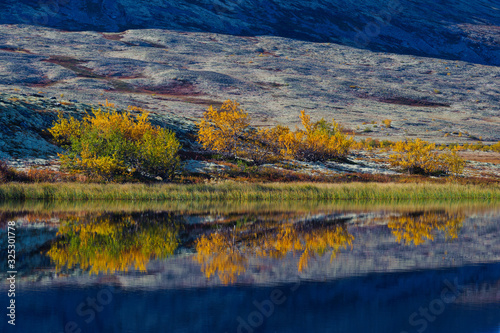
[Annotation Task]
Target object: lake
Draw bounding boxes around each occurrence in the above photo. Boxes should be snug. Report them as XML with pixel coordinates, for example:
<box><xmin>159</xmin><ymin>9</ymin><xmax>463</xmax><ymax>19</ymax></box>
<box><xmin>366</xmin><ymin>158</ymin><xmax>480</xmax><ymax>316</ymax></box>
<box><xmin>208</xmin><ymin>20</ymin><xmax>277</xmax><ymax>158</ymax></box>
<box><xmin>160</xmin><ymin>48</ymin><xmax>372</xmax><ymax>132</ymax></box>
<box><xmin>1</xmin><ymin>200</ymin><xmax>499</xmax><ymax>333</ymax></box>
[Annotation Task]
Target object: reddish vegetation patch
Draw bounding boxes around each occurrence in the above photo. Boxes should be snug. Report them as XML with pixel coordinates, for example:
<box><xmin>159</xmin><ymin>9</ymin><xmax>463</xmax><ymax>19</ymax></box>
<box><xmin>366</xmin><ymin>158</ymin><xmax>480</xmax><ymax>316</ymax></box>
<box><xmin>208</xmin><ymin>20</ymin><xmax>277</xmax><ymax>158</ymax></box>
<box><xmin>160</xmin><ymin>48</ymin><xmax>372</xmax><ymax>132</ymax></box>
<box><xmin>28</xmin><ymin>81</ymin><xmax>58</xmax><ymax>88</ymax></box>
<box><xmin>0</xmin><ymin>46</ymin><xmax>32</xmax><ymax>54</ymax></box>
<box><xmin>155</xmin><ymin>96</ymin><xmax>221</xmax><ymax>107</ymax></box>
<box><xmin>357</xmin><ymin>93</ymin><xmax>450</xmax><ymax>107</ymax></box>
<box><xmin>341</xmin><ymin>129</ymin><xmax>356</xmax><ymax>135</ymax></box>
<box><xmin>101</xmin><ymin>33</ymin><xmax>137</xmax><ymax>47</ymax></box>
<box><xmin>43</xmin><ymin>55</ymin><xmax>102</xmax><ymax>79</ymax></box>
<box><xmin>106</xmin><ymin>80</ymin><xmax>203</xmax><ymax>97</ymax></box>
<box><xmin>378</xmin><ymin>97</ymin><xmax>450</xmax><ymax>107</ymax></box>
<box><xmin>101</xmin><ymin>32</ymin><xmax>166</xmax><ymax>48</ymax></box>
<box><xmin>459</xmin><ymin>151</ymin><xmax>500</xmax><ymax>164</ymax></box>
<box><xmin>113</xmin><ymin>74</ymin><xmax>145</xmax><ymax>79</ymax></box>
<box><xmin>260</xmin><ymin>50</ymin><xmax>279</xmax><ymax>57</ymax></box>
<box><xmin>100</xmin><ymin>32</ymin><xmax>125</xmax><ymax>41</ymax></box>
<box><xmin>43</xmin><ymin>55</ymin><xmax>204</xmax><ymax>99</ymax></box>
<box><xmin>140</xmin><ymin>81</ymin><xmax>201</xmax><ymax>96</ymax></box>
<box><xmin>239</xmin><ymin>36</ymin><xmax>259</xmax><ymax>43</ymax></box>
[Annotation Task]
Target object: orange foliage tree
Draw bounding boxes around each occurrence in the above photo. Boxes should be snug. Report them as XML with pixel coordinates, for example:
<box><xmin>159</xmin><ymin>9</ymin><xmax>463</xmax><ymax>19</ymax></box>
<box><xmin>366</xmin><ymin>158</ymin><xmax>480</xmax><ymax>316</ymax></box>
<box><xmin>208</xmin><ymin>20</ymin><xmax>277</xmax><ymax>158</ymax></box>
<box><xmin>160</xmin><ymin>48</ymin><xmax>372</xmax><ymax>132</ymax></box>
<box><xmin>194</xmin><ymin>221</ymin><xmax>354</xmax><ymax>284</ymax></box>
<box><xmin>47</xmin><ymin>214</ymin><xmax>179</xmax><ymax>275</ymax></box>
<box><xmin>291</xmin><ymin>111</ymin><xmax>354</xmax><ymax>161</ymax></box>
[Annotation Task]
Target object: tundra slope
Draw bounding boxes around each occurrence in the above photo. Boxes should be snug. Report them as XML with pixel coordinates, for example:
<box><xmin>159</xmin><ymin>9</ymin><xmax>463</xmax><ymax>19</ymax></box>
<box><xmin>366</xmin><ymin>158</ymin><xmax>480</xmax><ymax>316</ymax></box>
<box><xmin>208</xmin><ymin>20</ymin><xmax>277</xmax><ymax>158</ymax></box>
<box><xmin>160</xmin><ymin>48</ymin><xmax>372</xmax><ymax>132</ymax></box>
<box><xmin>2</xmin><ymin>0</ymin><xmax>500</xmax><ymax>66</ymax></box>
<box><xmin>0</xmin><ymin>25</ymin><xmax>499</xmax><ymax>146</ymax></box>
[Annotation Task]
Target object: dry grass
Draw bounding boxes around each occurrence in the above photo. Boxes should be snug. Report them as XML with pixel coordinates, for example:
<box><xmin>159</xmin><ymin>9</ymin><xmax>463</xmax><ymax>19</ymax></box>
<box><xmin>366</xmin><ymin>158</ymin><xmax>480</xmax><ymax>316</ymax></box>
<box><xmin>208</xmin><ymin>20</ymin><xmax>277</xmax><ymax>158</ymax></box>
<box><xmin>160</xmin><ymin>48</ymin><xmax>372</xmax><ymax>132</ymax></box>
<box><xmin>0</xmin><ymin>182</ymin><xmax>498</xmax><ymax>202</ymax></box>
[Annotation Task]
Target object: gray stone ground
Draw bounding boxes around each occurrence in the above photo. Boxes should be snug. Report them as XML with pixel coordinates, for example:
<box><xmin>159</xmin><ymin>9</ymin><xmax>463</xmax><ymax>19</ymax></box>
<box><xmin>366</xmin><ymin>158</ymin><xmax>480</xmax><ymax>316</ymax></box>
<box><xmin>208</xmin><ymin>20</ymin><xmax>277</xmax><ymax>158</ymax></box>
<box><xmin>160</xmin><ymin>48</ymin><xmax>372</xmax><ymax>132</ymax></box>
<box><xmin>0</xmin><ymin>25</ymin><xmax>498</xmax><ymax>144</ymax></box>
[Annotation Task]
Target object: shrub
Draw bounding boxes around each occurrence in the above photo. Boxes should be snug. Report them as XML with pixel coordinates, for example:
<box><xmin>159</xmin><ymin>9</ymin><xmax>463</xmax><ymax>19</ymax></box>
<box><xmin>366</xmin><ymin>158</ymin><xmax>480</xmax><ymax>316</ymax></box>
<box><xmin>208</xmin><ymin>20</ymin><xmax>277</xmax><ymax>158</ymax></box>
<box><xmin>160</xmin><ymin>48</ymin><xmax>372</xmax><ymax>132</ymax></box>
<box><xmin>388</xmin><ymin>212</ymin><xmax>463</xmax><ymax>246</ymax></box>
<box><xmin>291</xmin><ymin>111</ymin><xmax>354</xmax><ymax>161</ymax></box>
<box><xmin>48</xmin><ymin>214</ymin><xmax>179</xmax><ymax>274</ymax></box>
<box><xmin>196</xmin><ymin>100</ymin><xmax>249</xmax><ymax>158</ymax></box>
<box><xmin>137</xmin><ymin>129</ymin><xmax>181</xmax><ymax>180</ymax></box>
<box><xmin>196</xmin><ymin>101</ymin><xmax>353</xmax><ymax>163</ymax></box>
<box><xmin>0</xmin><ymin>161</ymin><xmax>22</xmax><ymax>183</ymax></box>
<box><xmin>491</xmin><ymin>141</ymin><xmax>500</xmax><ymax>153</ymax></box>
<box><xmin>382</xmin><ymin>119</ymin><xmax>392</xmax><ymax>128</ymax></box>
<box><xmin>389</xmin><ymin>139</ymin><xmax>465</xmax><ymax>176</ymax></box>
<box><xmin>242</xmin><ymin>125</ymin><xmax>291</xmax><ymax>164</ymax></box>
<box><xmin>49</xmin><ymin>107</ymin><xmax>181</xmax><ymax>182</ymax></box>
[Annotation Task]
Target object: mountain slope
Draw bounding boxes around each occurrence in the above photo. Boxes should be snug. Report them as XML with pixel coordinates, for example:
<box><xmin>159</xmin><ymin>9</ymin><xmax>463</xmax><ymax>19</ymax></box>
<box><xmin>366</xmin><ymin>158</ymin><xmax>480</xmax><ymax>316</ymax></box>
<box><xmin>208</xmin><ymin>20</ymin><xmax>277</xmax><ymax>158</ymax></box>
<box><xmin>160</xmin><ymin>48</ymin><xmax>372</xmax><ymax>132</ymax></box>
<box><xmin>2</xmin><ymin>0</ymin><xmax>500</xmax><ymax>65</ymax></box>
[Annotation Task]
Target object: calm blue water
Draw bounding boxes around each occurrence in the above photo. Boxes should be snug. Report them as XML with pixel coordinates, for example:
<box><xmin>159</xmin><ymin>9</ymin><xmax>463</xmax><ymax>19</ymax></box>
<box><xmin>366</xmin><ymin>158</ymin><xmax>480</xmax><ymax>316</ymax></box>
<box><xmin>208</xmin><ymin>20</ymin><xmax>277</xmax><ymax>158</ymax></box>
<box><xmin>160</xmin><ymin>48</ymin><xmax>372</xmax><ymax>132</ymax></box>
<box><xmin>7</xmin><ymin>264</ymin><xmax>500</xmax><ymax>333</ymax></box>
<box><xmin>1</xmin><ymin>207</ymin><xmax>499</xmax><ymax>333</ymax></box>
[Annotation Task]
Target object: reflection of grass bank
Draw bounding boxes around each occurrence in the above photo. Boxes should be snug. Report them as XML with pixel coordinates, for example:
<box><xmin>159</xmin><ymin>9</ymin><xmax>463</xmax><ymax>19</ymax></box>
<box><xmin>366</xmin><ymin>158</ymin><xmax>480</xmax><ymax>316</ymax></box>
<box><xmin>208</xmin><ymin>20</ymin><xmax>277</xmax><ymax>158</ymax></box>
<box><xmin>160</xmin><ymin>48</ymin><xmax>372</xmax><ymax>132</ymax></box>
<box><xmin>0</xmin><ymin>182</ymin><xmax>499</xmax><ymax>201</ymax></box>
<box><xmin>1</xmin><ymin>198</ymin><xmax>499</xmax><ymax>217</ymax></box>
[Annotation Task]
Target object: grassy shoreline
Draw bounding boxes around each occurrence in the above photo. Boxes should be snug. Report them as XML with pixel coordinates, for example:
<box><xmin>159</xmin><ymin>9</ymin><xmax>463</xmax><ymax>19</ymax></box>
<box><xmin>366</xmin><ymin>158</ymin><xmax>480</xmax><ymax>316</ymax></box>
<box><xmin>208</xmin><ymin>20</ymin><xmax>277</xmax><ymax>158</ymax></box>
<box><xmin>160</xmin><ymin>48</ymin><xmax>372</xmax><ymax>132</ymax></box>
<box><xmin>0</xmin><ymin>182</ymin><xmax>499</xmax><ymax>201</ymax></box>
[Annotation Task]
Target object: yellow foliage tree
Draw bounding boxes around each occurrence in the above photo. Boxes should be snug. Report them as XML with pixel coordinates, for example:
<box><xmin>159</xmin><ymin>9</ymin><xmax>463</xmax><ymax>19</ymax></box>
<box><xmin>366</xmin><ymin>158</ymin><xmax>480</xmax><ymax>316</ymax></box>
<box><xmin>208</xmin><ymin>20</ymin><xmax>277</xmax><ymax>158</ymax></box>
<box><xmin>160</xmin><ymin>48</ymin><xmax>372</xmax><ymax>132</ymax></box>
<box><xmin>50</xmin><ymin>107</ymin><xmax>181</xmax><ymax>181</ymax></box>
<box><xmin>389</xmin><ymin>139</ymin><xmax>465</xmax><ymax>175</ymax></box>
<box><xmin>196</xmin><ymin>100</ymin><xmax>250</xmax><ymax>157</ymax></box>
<box><xmin>196</xmin><ymin>101</ymin><xmax>354</xmax><ymax>163</ymax></box>
<box><xmin>265</xmin><ymin>111</ymin><xmax>354</xmax><ymax>161</ymax></box>
<box><xmin>295</xmin><ymin>111</ymin><xmax>354</xmax><ymax>161</ymax></box>
<box><xmin>195</xmin><ymin>232</ymin><xmax>247</xmax><ymax>285</ymax></box>
<box><xmin>194</xmin><ymin>221</ymin><xmax>355</xmax><ymax>283</ymax></box>
<box><xmin>241</xmin><ymin>125</ymin><xmax>291</xmax><ymax>164</ymax></box>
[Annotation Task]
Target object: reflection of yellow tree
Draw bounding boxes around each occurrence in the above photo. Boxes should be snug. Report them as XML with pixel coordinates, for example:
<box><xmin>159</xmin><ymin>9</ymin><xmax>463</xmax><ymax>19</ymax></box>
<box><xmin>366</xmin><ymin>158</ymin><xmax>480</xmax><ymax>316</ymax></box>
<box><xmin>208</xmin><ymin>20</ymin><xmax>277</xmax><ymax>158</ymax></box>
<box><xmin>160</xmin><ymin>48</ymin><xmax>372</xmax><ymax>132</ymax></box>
<box><xmin>195</xmin><ymin>222</ymin><xmax>354</xmax><ymax>284</ymax></box>
<box><xmin>255</xmin><ymin>225</ymin><xmax>303</xmax><ymax>259</ymax></box>
<box><xmin>388</xmin><ymin>212</ymin><xmax>464</xmax><ymax>246</ymax></box>
<box><xmin>47</xmin><ymin>214</ymin><xmax>179</xmax><ymax>274</ymax></box>
<box><xmin>299</xmin><ymin>225</ymin><xmax>354</xmax><ymax>272</ymax></box>
<box><xmin>256</xmin><ymin>224</ymin><xmax>354</xmax><ymax>272</ymax></box>
<box><xmin>195</xmin><ymin>233</ymin><xmax>247</xmax><ymax>285</ymax></box>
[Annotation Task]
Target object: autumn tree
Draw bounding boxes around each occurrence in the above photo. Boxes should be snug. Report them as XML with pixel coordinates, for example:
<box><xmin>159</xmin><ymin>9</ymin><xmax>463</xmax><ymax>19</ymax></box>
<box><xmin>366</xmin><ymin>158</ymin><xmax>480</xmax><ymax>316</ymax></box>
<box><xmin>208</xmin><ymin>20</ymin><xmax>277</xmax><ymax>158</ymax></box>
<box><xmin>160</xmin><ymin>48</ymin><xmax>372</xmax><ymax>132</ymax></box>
<box><xmin>195</xmin><ymin>231</ymin><xmax>247</xmax><ymax>285</ymax></box>
<box><xmin>50</xmin><ymin>107</ymin><xmax>181</xmax><ymax>181</ymax></box>
<box><xmin>193</xmin><ymin>220</ymin><xmax>355</xmax><ymax>284</ymax></box>
<box><xmin>243</xmin><ymin>125</ymin><xmax>292</xmax><ymax>164</ymax></box>
<box><xmin>196</xmin><ymin>100</ymin><xmax>250</xmax><ymax>158</ymax></box>
<box><xmin>197</xmin><ymin>100</ymin><xmax>354</xmax><ymax>163</ymax></box>
<box><xmin>388</xmin><ymin>212</ymin><xmax>463</xmax><ymax>246</ymax></box>
<box><xmin>389</xmin><ymin>139</ymin><xmax>465</xmax><ymax>175</ymax></box>
<box><xmin>293</xmin><ymin>111</ymin><xmax>354</xmax><ymax>161</ymax></box>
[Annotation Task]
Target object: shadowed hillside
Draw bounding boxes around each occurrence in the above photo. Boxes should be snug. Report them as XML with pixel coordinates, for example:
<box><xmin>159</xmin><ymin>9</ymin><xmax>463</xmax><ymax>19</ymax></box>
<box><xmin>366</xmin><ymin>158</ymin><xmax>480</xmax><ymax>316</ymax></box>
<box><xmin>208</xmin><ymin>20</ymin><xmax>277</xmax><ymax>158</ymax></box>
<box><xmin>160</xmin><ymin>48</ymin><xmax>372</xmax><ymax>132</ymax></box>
<box><xmin>2</xmin><ymin>0</ymin><xmax>500</xmax><ymax>65</ymax></box>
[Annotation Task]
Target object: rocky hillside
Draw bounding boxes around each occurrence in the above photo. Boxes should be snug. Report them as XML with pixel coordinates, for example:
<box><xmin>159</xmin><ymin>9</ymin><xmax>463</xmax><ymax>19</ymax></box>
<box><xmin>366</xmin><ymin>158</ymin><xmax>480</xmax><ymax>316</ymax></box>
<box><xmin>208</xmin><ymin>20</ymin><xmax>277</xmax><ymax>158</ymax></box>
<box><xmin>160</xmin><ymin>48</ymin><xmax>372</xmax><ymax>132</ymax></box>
<box><xmin>2</xmin><ymin>0</ymin><xmax>500</xmax><ymax>66</ymax></box>
<box><xmin>0</xmin><ymin>92</ymin><xmax>197</xmax><ymax>161</ymax></box>
<box><xmin>0</xmin><ymin>25</ymin><xmax>499</xmax><ymax>148</ymax></box>
<box><xmin>0</xmin><ymin>3</ymin><xmax>499</xmax><ymax>171</ymax></box>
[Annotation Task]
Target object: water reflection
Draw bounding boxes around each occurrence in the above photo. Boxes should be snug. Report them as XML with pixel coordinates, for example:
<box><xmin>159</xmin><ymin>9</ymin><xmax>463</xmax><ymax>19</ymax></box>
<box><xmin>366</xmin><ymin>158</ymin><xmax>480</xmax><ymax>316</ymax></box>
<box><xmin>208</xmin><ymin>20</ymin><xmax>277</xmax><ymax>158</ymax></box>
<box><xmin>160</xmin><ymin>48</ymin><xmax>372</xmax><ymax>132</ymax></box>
<box><xmin>388</xmin><ymin>212</ymin><xmax>464</xmax><ymax>246</ymax></box>
<box><xmin>0</xmin><ymin>202</ymin><xmax>498</xmax><ymax>333</ymax></box>
<box><xmin>195</xmin><ymin>222</ymin><xmax>354</xmax><ymax>284</ymax></box>
<box><xmin>42</xmin><ymin>209</ymin><xmax>467</xmax><ymax>283</ymax></box>
<box><xmin>47</xmin><ymin>213</ymin><xmax>180</xmax><ymax>274</ymax></box>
